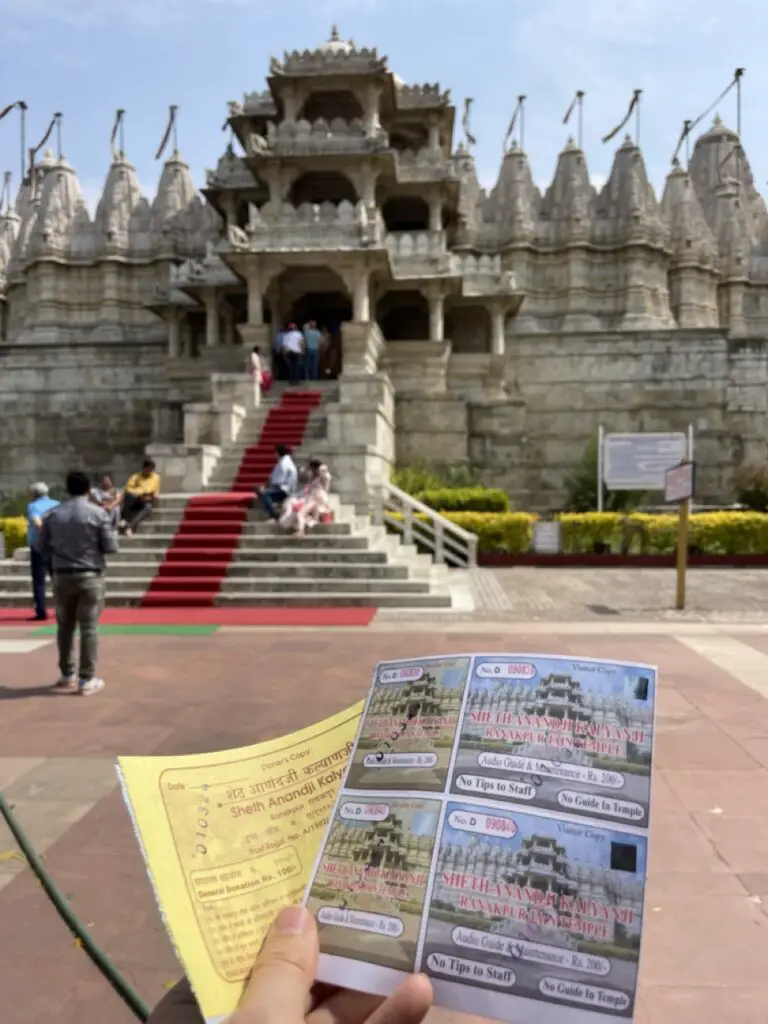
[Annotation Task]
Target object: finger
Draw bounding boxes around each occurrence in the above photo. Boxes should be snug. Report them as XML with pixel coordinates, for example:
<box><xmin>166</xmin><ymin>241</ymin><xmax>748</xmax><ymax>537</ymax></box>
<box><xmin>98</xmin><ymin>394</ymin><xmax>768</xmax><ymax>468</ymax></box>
<box><xmin>235</xmin><ymin>906</ymin><xmax>318</xmax><ymax>1024</ymax></box>
<box><xmin>367</xmin><ymin>975</ymin><xmax>432</xmax><ymax>1024</ymax></box>
<box><xmin>309</xmin><ymin>973</ymin><xmax>432</xmax><ymax>1024</ymax></box>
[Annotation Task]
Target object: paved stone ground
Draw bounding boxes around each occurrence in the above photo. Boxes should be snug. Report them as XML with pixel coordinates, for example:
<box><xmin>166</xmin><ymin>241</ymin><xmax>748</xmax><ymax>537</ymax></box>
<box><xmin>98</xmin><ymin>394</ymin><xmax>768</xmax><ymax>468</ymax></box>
<box><xmin>452</xmin><ymin>567</ymin><xmax>768</xmax><ymax>622</ymax></box>
<box><xmin>3</xmin><ymin>625</ymin><xmax>768</xmax><ymax>1023</ymax></box>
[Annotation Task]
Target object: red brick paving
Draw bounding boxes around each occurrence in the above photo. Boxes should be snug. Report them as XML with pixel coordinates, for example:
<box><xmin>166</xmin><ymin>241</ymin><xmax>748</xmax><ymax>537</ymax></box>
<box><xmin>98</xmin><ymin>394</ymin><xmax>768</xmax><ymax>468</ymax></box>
<box><xmin>2</xmin><ymin>630</ymin><xmax>768</xmax><ymax>1023</ymax></box>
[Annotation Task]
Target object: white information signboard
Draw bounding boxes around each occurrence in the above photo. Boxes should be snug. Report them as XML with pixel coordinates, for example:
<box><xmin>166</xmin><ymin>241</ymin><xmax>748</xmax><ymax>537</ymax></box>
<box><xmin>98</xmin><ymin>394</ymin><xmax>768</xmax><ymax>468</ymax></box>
<box><xmin>532</xmin><ymin>521</ymin><xmax>562</xmax><ymax>554</ymax></box>
<box><xmin>603</xmin><ymin>432</ymin><xmax>687</xmax><ymax>490</ymax></box>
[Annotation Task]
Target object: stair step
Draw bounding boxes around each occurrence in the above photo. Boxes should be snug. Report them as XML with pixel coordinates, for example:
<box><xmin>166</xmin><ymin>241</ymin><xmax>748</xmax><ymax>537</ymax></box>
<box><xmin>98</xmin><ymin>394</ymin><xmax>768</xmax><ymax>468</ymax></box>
<box><xmin>142</xmin><ymin>578</ymin><xmax>430</xmax><ymax>594</ymax></box>
<box><xmin>123</xmin><ymin>535</ymin><xmax>370</xmax><ymax>549</ymax></box>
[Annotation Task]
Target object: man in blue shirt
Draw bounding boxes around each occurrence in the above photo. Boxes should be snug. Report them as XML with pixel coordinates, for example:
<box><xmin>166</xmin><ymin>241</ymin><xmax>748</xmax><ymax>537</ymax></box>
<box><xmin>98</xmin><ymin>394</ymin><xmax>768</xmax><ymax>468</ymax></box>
<box><xmin>254</xmin><ymin>445</ymin><xmax>298</xmax><ymax>520</ymax></box>
<box><xmin>302</xmin><ymin>320</ymin><xmax>323</xmax><ymax>380</ymax></box>
<box><xmin>27</xmin><ymin>481</ymin><xmax>59</xmax><ymax>620</ymax></box>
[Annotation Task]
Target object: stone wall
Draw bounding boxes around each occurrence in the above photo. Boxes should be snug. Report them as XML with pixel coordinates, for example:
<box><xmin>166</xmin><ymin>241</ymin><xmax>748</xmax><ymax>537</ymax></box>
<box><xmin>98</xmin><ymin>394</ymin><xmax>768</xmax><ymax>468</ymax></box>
<box><xmin>0</xmin><ymin>339</ymin><xmax>168</xmax><ymax>493</ymax></box>
<box><xmin>390</xmin><ymin>329</ymin><xmax>768</xmax><ymax>510</ymax></box>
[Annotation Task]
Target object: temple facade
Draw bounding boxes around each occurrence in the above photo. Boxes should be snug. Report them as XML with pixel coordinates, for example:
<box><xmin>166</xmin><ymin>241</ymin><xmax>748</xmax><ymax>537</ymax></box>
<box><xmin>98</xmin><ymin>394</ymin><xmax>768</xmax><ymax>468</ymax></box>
<box><xmin>2</xmin><ymin>28</ymin><xmax>768</xmax><ymax>505</ymax></box>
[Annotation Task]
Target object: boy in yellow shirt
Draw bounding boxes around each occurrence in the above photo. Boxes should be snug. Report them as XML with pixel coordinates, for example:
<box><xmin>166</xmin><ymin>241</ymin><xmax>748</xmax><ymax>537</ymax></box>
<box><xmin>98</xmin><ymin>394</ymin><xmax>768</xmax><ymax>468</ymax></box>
<box><xmin>120</xmin><ymin>458</ymin><xmax>161</xmax><ymax>537</ymax></box>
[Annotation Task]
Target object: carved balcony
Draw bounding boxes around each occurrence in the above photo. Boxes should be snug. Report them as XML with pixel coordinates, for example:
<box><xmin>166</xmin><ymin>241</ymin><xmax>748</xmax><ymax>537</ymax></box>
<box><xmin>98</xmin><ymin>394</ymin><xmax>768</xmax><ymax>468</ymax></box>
<box><xmin>223</xmin><ymin>199</ymin><xmax>385</xmax><ymax>253</ymax></box>
<box><xmin>394</xmin><ymin>147</ymin><xmax>460</xmax><ymax>184</ymax></box>
<box><xmin>386</xmin><ymin>231</ymin><xmax>453</xmax><ymax>278</ymax></box>
<box><xmin>452</xmin><ymin>253</ymin><xmax>519</xmax><ymax>298</ymax></box>
<box><xmin>248</xmin><ymin>118</ymin><xmax>391</xmax><ymax>158</ymax></box>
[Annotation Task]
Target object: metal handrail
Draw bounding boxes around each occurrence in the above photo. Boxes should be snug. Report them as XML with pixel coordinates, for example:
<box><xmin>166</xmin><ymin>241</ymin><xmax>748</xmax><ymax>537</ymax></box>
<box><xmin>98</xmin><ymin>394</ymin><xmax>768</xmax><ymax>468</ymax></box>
<box><xmin>370</xmin><ymin>481</ymin><xmax>478</xmax><ymax>568</ymax></box>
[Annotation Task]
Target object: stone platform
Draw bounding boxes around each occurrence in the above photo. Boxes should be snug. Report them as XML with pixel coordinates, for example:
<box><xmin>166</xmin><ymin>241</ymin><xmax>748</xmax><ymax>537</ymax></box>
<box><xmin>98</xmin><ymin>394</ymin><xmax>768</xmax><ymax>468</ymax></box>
<box><xmin>2</xmin><ymin>621</ymin><xmax>768</xmax><ymax>1023</ymax></box>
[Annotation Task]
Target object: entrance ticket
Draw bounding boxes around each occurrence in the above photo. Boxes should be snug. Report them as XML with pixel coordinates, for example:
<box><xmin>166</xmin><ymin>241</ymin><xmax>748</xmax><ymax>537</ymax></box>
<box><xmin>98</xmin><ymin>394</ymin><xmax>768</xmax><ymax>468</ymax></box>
<box><xmin>304</xmin><ymin>653</ymin><xmax>655</xmax><ymax>1024</ymax></box>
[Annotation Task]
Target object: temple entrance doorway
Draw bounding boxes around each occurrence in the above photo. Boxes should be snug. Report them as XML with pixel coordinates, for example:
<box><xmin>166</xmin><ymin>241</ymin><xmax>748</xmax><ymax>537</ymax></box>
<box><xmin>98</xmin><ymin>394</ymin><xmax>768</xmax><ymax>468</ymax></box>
<box><xmin>269</xmin><ymin>268</ymin><xmax>352</xmax><ymax>381</ymax></box>
<box><xmin>292</xmin><ymin>291</ymin><xmax>352</xmax><ymax>379</ymax></box>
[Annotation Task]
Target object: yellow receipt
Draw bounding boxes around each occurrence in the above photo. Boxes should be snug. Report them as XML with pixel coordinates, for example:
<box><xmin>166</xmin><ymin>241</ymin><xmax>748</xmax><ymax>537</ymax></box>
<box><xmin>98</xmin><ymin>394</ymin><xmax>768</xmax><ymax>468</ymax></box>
<box><xmin>118</xmin><ymin>703</ymin><xmax>363</xmax><ymax>1024</ymax></box>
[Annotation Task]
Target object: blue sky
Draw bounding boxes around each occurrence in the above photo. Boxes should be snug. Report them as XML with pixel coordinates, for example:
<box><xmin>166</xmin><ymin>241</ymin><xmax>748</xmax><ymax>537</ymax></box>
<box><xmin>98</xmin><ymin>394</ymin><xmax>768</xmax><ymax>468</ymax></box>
<box><xmin>0</xmin><ymin>0</ymin><xmax>763</xmax><ymax>213</ymax></box>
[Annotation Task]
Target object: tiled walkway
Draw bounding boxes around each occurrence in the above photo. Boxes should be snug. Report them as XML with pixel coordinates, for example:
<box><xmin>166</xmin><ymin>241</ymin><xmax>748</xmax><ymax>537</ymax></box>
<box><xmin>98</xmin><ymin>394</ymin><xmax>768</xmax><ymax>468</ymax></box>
<box><xmin>2</xmin><ymin>625</ymin><xmax>768</xmax><ymax>1023</ymax></box>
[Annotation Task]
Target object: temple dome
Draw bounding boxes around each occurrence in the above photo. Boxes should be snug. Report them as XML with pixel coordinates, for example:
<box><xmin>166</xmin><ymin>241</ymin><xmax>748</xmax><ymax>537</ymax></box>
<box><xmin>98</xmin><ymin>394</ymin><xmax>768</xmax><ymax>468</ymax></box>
<box><xmin>320</xmin><ymin>26</ymin><xmax>352</xmax><ymax>54</ymax></box>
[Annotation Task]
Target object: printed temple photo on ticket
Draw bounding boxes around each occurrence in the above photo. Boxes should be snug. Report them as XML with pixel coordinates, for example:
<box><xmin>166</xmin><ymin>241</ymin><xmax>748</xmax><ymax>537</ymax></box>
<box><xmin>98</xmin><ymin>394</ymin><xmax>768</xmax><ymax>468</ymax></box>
<box><xmin>306</xmin><ymin>797</ymin><xmax>441</xmax><ymax>971</ymax></box>
<box><xmin>345</xmin><ymin>656</ymin><xmax>471</xmax><ymax>793</ymax></box>
<box><xmin>451</xmin><ymin>655</ymin><xmax>655</xmax><ymax>828</ymax></box>
<box><xmin>422</xmin><ymin>803</ymin><xmax>646</xmax><ymax>1021</ymax></box>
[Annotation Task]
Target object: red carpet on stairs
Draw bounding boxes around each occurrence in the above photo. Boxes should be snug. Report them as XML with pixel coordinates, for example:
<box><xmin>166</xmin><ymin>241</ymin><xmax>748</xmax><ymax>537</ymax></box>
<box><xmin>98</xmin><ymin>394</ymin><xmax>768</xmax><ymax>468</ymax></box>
<box><xmin>141</xmin><ymin>390</ymin><xmax>323</xmax><ymax>608</ymax></box>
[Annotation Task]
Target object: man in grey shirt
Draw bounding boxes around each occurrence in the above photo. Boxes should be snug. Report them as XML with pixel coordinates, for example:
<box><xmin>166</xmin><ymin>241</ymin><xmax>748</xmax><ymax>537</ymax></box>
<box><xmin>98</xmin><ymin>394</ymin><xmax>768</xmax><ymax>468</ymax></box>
<box><xmin>35</xmin><ymin>469</ymin><xmax>118</xmax><ymax>695</ymax></box>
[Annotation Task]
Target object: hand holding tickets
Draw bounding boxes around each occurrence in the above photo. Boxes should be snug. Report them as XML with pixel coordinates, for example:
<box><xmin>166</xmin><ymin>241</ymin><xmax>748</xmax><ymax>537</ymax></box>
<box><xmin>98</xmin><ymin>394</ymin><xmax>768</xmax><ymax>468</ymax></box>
<box><xmin>119</xmin><ymin>704</ymin><xmax>363</xmax><ymax>1024</ymax></box>
<box><xmin>121</xmin><ymin>653</ymin><xmax>656</xmax><ymax>1024</ymax></box>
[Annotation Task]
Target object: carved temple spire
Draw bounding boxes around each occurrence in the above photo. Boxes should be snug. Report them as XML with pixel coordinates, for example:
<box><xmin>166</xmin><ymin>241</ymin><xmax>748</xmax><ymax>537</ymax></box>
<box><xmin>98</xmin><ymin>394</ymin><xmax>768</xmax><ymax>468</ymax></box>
<box><xmin>539</xmin><ymin>136</ymin><xmax>594</xmax><ymax>245</ymax></box>
<box><xmin>151</xmin><ymin>151</ymin><xmax>198</xmax><ymax>243</ymax></box>
<box><xmin>93</xmin><ymin>153</ymin><xmax>150</xmax><ymax>254</ymax></box>
<box><xmin>485</xmin><ymin>140</ymin><xmax>539</xmax><ymax>243</ymax></box>
<box><xmin>28</xmin><ymin>156</ymin><xmax>92</xmax><ymax>259</ymax></box>
<box><xmin>689</xmin><ymin>114</ymin><xmax>768</xmax><ymax>247</ymax></box>
<box><xmin>595</xmin><ymin>136</ymin><xmax>666</xmax><ymax>247</ymax></box>
<box><xmin>660</xmin><ymin>160</ymin><xmax>717</xmax><ymax>268</ymax></box>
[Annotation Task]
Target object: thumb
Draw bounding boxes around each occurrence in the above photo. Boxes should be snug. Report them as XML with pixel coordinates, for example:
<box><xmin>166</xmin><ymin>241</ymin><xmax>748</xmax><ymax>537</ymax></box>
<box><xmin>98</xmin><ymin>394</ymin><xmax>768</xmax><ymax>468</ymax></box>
<box><xmin>234</xmin><ymin>906</ymin><xmax>318</xmax><ymax>1024</ymax></box>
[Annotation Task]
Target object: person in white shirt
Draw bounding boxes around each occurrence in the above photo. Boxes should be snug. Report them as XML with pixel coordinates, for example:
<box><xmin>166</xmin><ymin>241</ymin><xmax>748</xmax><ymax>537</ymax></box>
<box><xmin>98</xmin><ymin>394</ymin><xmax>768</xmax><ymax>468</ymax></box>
<box><xmin>255</xmin><ymin>444</ymin><xmax>298</xmax><ymax>520</ymax></box>
<box><xmin>281</xmin><ymin>322</ymin><xmax>304</xmax><ymax>385</ymax></box>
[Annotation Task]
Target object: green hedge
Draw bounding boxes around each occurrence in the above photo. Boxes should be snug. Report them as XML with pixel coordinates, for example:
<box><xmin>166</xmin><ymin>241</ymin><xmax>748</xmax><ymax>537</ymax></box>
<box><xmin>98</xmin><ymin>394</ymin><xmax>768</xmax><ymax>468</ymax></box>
<box><xmin>0</xmin><ymin>517</ymin><xmax>27</xmax><ymax>557</ymax></box>
<box><xmin>392</xmin><ymin>510</ymin><xmax>768</xmax><ymax>556</ymax></box>
<box><xmin>414</xmin><ymin>487</ymin><xmax>511</xmax><ymax>513</ymax></box>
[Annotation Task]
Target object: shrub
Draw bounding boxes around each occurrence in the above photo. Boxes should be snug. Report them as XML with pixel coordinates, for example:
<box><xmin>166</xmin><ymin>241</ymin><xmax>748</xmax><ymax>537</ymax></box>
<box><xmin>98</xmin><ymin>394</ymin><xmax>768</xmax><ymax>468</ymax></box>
<box><xmin>388</xmin><ymin>511</ymin><xmax>536</xmax><ymax>555</ymax></box>
<box><xmin>444</xmin><ymin>512</ymin><xmax>535</xmax><ymax>554</ymax></box>
<box><xmin>733</xmin><ymin>463</ymin><xmax>768</xmax><ymax>512</ymax></box>
<box><xmin>0</xmin><ymin>517</ymin><xmax>27</xmax><ymax>557</ymax></box>
<box><xmin>391</xmin><ymin>462</ymin><xmax>481</xmax><ymax>495</ymax></box>
<box><xmin>415</xmin><ymin>487</ymin><xmax>511</xmax><ymax>513</ymax></box>
<box><xmin>555</xmin><ymin>511</ymin><xmax>768</xmax><ymax>556</ymax></box>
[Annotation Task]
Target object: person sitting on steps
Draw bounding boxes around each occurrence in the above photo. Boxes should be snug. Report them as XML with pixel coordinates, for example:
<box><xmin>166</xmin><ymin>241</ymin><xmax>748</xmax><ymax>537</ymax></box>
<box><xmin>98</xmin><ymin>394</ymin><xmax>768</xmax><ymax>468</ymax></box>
<box><xmin>119</xmin><ymin>458</ymin><xmax>161</xmax><ymax>537</ymax></box>
<box><xmin>254</xmin><ymin>444</ymin><xmax>298</xmax><ymax>521</ymax></box>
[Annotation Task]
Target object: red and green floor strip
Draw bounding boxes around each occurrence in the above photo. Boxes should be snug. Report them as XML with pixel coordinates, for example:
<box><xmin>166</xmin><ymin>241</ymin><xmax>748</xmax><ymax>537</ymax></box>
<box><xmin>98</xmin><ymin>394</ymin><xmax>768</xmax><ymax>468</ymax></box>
<box><xmin>0</xmin><ymin>606</ymin><xmax>378</xmax><ymax>633</ymax></box>
<box><xmin>140</xmin><ymin>389</ymin><xmax>323</xmax><ymax>609</ymax></box>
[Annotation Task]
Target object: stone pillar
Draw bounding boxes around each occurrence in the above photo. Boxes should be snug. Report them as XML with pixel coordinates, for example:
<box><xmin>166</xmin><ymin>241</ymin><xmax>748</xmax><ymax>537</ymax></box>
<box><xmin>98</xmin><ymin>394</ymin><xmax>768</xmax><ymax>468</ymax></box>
<box><xmin>490</xmin><ymin>306</ymin><xmax>506</xmax><ymax>356</ymax></box>
<box><xmin>427</xmin><ymin>117</ymin><xmax>440</xmax><ymax>151</ymax></box>
<box><xmin>353</xmin><ymin>270</ymin><xmax>371</xmax><ymax>322</ymax></box>
<box><xmin>168</xmin><ymin>311</ymin><xmax>181</xmax><ymax>358</ymax></box>
<box><xmin>428</xmin><ymin>195</ymin><xmax>442</xmax><ymax>232</ymax></box>
<box><xmin>363</xmin><ymin>83</ymin><xmax>381</xmax><ymax>135</ymax></box>
<box><xmin>247</xmin><ymin>274</ymin><xmax>264</xmax><ymax>325</ymax></box>
<box><xmin>204</xmin><ymin>290</ymin><xmax>220</xmax><ymax>347</ymax></box>
<box><xmin>428</xmin><ymin>292</ymin><xmax>445</xmax><ymax>342</ymax></box>
<box><xmin>222</xmin><ymin>303</ymin><xmax>235</xmax><ymax>346</ymax></box>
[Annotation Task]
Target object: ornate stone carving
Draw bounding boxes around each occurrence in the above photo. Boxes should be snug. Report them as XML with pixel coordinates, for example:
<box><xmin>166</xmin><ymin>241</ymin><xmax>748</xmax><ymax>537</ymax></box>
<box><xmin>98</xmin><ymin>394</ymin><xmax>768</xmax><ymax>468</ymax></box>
<box><xmin>255</xmin><ymin>118</ymin><xmax>390</xmax><ymax>156</ymax></box>
<box><xmin>395</xmin><ymin>84</ymin><xmax>451</xmax><ymax>109</ymax></box>
<box><xmin>205</xmin><ymin>148</ymin><xmax>259</xmax><ymax>190</ymax></box>
<box><xmin>269</xmin><ymin>27</ymin><xmax>388</xmax><ymax>77</ymax></box>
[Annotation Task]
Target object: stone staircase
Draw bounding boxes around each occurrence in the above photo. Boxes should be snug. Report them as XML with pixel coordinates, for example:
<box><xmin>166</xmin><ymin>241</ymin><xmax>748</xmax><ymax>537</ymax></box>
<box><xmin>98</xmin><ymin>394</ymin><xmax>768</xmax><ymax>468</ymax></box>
<box><xmin>0</xmin><ymin>382</ymin><xmax>472</xmax><ymax>610</ymax></box>
<box><xmin>0</xmin><ymin>493</ymin><xmax>454</xmax><ymax>608</ymax></box>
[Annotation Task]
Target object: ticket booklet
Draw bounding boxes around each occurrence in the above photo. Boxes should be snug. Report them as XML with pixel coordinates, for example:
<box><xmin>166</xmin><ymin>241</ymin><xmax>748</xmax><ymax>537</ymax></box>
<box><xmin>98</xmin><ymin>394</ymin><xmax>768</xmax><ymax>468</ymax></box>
<box><xmin>119</xmin><ymin>652</ymin><xmax>655</xmax><ymax>1024</ymax></box>
<box><xmin>305</xmin><ymin>653</ymin><xmax>655</xmax><ymax>1024</ymax></box>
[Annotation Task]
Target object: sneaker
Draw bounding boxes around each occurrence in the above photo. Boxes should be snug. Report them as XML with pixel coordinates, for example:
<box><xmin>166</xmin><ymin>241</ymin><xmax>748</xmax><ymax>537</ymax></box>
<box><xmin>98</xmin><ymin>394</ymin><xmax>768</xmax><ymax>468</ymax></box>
<box><xmin>78</xmin><ymin>678</ymin><xmax>105</xmax><ymax>696</ymax></box>
<box><xmin>53</xmin><ymin>675</ymin><xmax>77</xmax><ymax>690</ymax></box>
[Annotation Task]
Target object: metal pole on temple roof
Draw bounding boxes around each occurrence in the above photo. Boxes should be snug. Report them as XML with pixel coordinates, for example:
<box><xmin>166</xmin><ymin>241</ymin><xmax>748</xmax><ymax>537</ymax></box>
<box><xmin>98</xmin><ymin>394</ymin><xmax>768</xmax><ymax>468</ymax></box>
<box><xmin>577</xmin><ymin>91</ymin><xmax>584</xmax><ymax>151</ymax></box>
<box><xmin>684</xmin><ymin>120</ymin><xmax>691</xmax><ymax>169</ymax></box>
<box><xmin>735</xmin><ymin>68</ymin><xmax>744</xmax><ymax>182</ymax></box>
<box><xmin>172</xmin><ymin>106</ymin><xmax>179</xmax><ymax>156</ymax></box>
<box><xmin>119</xmin><ymin>113</ymin><xmax>125</xmax><ymax>157</ymax></box>
<box><xmin>55</xmin><ymin>112</ymin><xmax>62</xmax><ymax>159</ymax></box>
<box><xmin>19</xmin><ymin>101</ymin><xmax>27</xmax><ymax>185</ymax></box>
<box><xmin>518</xmin><ymin>95</ymin><xmax>526</xmax><ymax>152</ymax></box>
<box><xmin>635</xmin><ymin>91</ymin><xmax>642</xmax><ymax>147</ymax></box>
